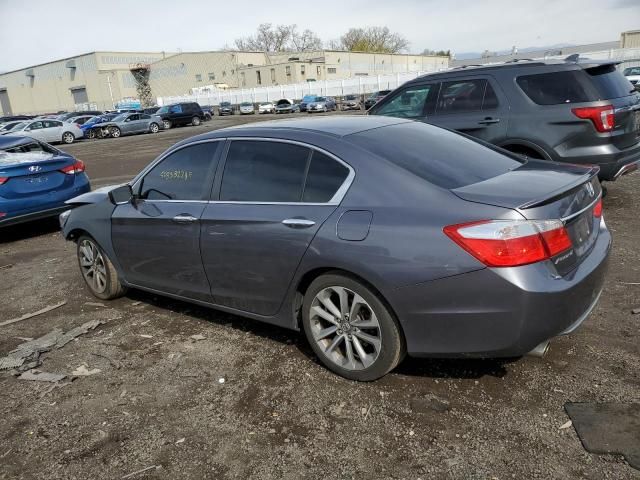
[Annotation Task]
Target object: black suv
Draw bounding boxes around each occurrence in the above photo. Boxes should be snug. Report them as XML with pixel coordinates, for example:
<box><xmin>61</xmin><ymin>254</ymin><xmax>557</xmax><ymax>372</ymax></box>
<box><xmin>369</xmin><ymin>59</ymin><xmax>640</xmax><ymax>181</ymax></box>
<box><xmin>156</xmin><ymin>102</ymin><xmax>204</xmax><ymax>129</ymax></box>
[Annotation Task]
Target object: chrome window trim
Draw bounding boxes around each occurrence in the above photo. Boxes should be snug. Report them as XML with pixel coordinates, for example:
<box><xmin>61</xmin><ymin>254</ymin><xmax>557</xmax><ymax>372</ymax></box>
<box><xmin>220</xmin><ymin>137</ymin><xmax>355</xmax><ymax>206</ymax></box>
<box><xmin>560</xmin><ymin>194</ymin><xmax>601</xmax><ymax>223</ymax></box>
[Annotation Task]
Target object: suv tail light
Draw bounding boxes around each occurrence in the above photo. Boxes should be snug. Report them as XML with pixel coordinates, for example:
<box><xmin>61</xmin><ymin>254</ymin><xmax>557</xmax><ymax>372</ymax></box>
<box><xmin>444</xmin><ymin>219</ymin><xmax>573</xmax><ymax>267</ymax></box>
<box><xmin>59</xmin><ymin>160</ymin><xmax>85</xmax><ymax>175</ymax></box>
<box><xmin>571</xmin><ymin>105</ymin><xmax>614</xmax><ymax>132</ymax></box>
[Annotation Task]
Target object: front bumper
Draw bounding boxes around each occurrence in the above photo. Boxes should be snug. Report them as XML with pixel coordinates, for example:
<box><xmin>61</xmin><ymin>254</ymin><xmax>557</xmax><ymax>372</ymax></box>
<box><xmin>389</xmin><ymin>223</ymin><xmax>611</xmax><ymax>358</ymax></box>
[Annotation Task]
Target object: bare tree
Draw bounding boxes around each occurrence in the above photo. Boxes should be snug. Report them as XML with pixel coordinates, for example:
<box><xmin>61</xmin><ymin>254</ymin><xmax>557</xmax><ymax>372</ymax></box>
<box><xmin>330</xmin><ymin>27</ymin><xmax>409</xmax><ymax>53</ymax></box>
<box><xmin>234</xmin><ymin>24</ymin><xmax>322</xmax><ymax>52</ymax></box>
<box><xmin>290</xmin><ymin>28</ymin><xmax>323</xmax><ymax>52</ymax></box>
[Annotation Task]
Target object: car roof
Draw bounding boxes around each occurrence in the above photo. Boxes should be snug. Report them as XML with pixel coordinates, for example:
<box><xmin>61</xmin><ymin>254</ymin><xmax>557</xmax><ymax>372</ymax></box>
<box><xmin>191</xmin><ymin>115</ymin><xmax>411</xmax><ymax>139</ymax></box>
<box><xmin>0</xmin><ymin>135</ymin><xmax>39</xmax><ymax>150</ymax></box>
<box><xmin>409</xmin><ymin>58</ymin><xmax>620</xmax><ymax>82</ymax></box>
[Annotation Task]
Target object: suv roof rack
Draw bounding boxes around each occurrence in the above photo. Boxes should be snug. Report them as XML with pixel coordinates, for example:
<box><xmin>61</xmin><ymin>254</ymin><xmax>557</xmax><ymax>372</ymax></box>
<box><xmin>452</xmin><ymin>64</ymin><xmax>483</xmax><ymax>69</ymax></box>
<box><xmin>503</xmin><ymin>58</ymin><xmax>535</xmax><ymax>63</ymax></box>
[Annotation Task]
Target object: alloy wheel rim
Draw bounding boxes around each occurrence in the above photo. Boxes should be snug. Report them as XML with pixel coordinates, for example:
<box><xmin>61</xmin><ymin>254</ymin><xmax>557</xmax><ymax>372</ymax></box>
<box><xmin>309</xmin><ymin>286</ymin><xmax>382</xmax><ymax>371</ymax></box>
<box><xmin>63</xmin><ymin>133</ymin><xmax>73</xmax><ymax>143</ymax></box>
<box><xmin>111</xmin><ymin>128</ymin><xmax>120</xmax><ymax>137</ymax></box>
<box><xmin>79</xmin><ymin>239</ymin><xmax>107</xmax><ymax>294</ymax></box>
<box><xmin>151</xmin><ymin>124</ymin><xmax>158</xmax><ymax>132</ymax></box>
<box><xmin>163</xmin><ymin>120</ymin><xmax>170</xmax><ymax>129</ymax></box>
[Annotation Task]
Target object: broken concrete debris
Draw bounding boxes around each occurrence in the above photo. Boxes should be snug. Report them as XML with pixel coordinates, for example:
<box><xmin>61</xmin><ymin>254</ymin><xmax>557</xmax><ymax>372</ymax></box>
<box><xmin>18</xmin><ymin>369</ymin><xmax>67</xmax><ymax>383</ymax></box>
<box><xmin>0</xmin><ymin>301</ymin><xmax>66</xmax><ymax>328</ymax></box>
<box><xmin>0</xmin><ymin>319</ymin><xmax>105</xmax><ymax>372</ymax></box>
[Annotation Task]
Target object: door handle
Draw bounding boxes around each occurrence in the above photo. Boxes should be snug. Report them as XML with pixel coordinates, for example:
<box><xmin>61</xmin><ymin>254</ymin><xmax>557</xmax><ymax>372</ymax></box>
<box><xmin>478</xmin><ymin>117</ymin><xmax>500</xmax><ymax>125</ymax></box>
<box><xmin>173</xmin><ymin>214</ymin><xmax>198</xmax><ymax>224</ymax></box>
<box><xmin>282</xmin><ymin>218</ymin><xmax>316</xmax><ymax>229</ymax></box>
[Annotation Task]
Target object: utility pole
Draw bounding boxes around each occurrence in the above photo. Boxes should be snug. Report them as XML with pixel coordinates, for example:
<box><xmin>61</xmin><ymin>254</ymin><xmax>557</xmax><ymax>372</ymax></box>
<box><xmin>106</xmin><ymin>73</ymin><xmax>115</xmax><ymax>109</ymax></box>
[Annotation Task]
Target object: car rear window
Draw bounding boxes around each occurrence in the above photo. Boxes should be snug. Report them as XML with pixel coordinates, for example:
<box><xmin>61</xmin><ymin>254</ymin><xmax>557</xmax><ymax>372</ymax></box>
<box><xmin>516</xmin><ymin>70</ymin><xmax>594</xmax><ymax>105</ymax></box>
<box><xmin>349</xmin><ymin>122</ymin><xmax>522</xmax><ymax>189</ymax></box>
<box><xmin>584</xmin><ymin>64</ymin><xmax>635</xmax><ymax>99</ymax></box>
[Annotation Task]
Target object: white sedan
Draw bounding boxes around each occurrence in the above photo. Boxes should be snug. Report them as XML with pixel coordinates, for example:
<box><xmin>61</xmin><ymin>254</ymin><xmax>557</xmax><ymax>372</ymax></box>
<box><xmin>258</xmin><ymin>102</ymin><xmax>275</xmax><ymax>114</ymax></box>
<box><xmin>2</xmin><ymin>119</ymin><xmax>83</xmax><ymax>144</ymax></box>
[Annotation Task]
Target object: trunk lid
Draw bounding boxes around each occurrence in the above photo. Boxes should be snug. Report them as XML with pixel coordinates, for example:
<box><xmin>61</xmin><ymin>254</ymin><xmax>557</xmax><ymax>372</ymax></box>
<box><xmin>0</xmin><ymin>149</ymin><xmax>76</xmax><ymax>198</ymax></box>
<box><xmin>452</xmin><ymin>160</ymin><xmax>602</xmax><ymax>275</ymax></box>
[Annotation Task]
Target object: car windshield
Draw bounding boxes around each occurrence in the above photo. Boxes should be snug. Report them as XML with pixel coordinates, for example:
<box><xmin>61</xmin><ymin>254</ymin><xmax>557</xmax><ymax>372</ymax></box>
<box><xmin>260</xmin><ymin>102</ymin><xmax>271</xmax><ymax>106</ymax></box>
<box><xmin>345</xmin><ymin>95</ymin><xmax>357</xmax><ymax>100</ymax></box>
<box><xmin>302</xmin><ymin>95</ymin><xmax>317</xmax><ymax>102</ymax></box>
<box><xmin>220</xmin><ymin>102</ymin><xmax>231</xmax><ymax>107</ymax></box>
<box><xmin>241</xmin><ymin>102</ymin><xmax>252</xmax><ymax>106</ymax></box>
<box><xmin>112</xmin><ymin>114</ymin><xmax>128</xmax><ymax>122</ymax></box>
<box><xmin>156</xmin><ymin>106</ymin><xmax>169</xmax><ymax>114</ymax></box>
<box><xmin>623</xmin><ymin>67</ymin><xmax>640</xmax><ymax>76</ymax></box>
<box><xmin>316</xmin><ymin>97</ymin><xmax>326</xmax><ymax>102</ymax></box>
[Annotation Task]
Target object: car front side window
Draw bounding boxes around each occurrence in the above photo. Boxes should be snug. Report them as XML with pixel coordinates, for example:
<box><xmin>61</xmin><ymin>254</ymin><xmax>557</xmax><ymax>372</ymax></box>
<box><xmin>139</xmin><ymin>142</ymin><xmax>220</xmax><ymax>201</ymax></box>
<box><xmin>372</xmin><ymin>85</ymin><xmax>434</xmax><ymax>118</ymax></box>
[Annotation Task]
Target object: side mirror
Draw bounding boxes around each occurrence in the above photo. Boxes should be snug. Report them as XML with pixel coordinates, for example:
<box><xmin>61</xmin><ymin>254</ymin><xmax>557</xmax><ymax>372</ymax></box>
<box><xmin>108</xmin><ymin>184</ymin><xmax>133</xmax><ymax>205</ymax></box>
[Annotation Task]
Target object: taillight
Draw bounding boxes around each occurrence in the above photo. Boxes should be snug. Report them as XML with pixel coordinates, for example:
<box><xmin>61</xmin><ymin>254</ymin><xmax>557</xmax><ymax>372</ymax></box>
<box><xmin>593</xmin><ymin>198</ymin><xmax>603</xmax><ymax>218</ymax></box>
<box><xmin>443</xmin><ymin>219</ymin><xmax>573</xmax><ymax>267</ymax></box>
<box><xmin>571</xmin><ymin>105</ymin><xmax>614</xmax><ymax>133</ymax></box>
<box><xmin>59</xmin><ymin>160</ymin><xmax>85</xmax><ymax>175</ymax></box>
<box><xmin>0</xmin><ymin>177</ymin><xmax>7</xmax><ymax>185</ymax></box>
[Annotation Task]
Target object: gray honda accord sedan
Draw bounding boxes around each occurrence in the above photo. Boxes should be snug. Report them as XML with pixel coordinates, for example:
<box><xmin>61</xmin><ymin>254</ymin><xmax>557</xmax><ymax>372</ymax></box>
<box><xmin>60</xmin><ymin>116</ymin><xmax>610</xmax><ymax>381</ymax></box>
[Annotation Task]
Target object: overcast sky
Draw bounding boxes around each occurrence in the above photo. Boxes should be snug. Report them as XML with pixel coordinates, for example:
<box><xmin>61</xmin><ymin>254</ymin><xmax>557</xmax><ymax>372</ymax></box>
<box><xmin>1</xmin><ymin>0</ymin><xmax>638</xmax><ymax>71</ymax></box>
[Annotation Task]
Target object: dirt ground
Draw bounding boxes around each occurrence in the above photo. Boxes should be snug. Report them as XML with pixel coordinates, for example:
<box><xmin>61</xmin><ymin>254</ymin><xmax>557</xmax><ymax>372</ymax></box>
<box><xmin>0</xmin><ymin>113</ymin><xmax>639</xmax><ymax>480</ymax></box>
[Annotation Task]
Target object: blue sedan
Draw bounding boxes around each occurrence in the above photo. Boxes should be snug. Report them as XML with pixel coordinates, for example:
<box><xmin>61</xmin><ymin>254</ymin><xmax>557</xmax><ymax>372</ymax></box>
<box><xmin>0</xmin><ymin>136</ymin><xmax>90</xmax><ymax>227</ymax></box>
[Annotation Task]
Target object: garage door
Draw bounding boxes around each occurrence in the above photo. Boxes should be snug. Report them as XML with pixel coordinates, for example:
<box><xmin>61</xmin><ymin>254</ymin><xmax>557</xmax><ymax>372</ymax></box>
<box><xmin>70</xmin><ymin>87</ymin><xmax>89</xmax><ymax>104</ymax></box>
<box><xmin>0</xmin><ymin>89</ymin><xmax>12</xmax><ymax>115</ymax></box>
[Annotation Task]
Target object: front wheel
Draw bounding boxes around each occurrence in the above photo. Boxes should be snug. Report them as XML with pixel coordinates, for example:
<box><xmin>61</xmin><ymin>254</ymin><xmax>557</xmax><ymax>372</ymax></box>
<box><xmin>110</xmin><ymin>126</ymin><xmax>121</xmax><ymax>138</ymax></box>
<box><xmin>163</xmin><ymin>119</ymin><xmax>171</xmax><ymax>129</ymax></box>
<box><xmin>87</xmin><ymin>129</ymin><xmax>96</xmax><ymax>139</ymax></box>
<box><xmin>302</xmin><ymin>273</ymin><xmax>405</xmax><ymax>381</ymax></box>
<box><xmin>62</xmin><ymin>132</ymin><xmax>75</xmax><ymax>144</ymax></box>
<box><xmin>149</xmin><ymin>122</ymin><xmax>159</xmax><ymax>133</ymax></box>
<box><xmin>192</xmin><ymin>116</ymin><xmax>201</xmax><ymax>126</ymax></box>
<box><xmin>77</xmin><ymin>236</ymin><xmax>127</xmax><ymax>300</ymax></box>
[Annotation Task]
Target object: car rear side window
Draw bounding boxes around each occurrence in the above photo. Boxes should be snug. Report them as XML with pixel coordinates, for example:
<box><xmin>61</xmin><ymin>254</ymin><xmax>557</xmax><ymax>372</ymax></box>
<box><xmin>220</xmin><ymin>141</ymin><xmax>310</xmax><ymax>202</ymax></box>
<box><xmin>437</xmin><ymin>79</ymin><xmax>486</xmax><ymax>113</ymax></box>
<box><xmin>302</xmin><ymin>152</ymin><xmax>349</xmax><ymax>202</ymax></box>
<box><xmin>140</xmin><ymin>142</ymin><xmax>219</xmax><ymax>200</ymax></box>
<box><xmin>585</xmin><ymin>64</ymin><xmax>634</xmax><ymax>99</ymax></box>
<box><xmin>516</xmin><ymin>71</ymin><xmax>594</xmax><ymax>105</ymax></box>
<box><xmin>350</xmin><ymin>122</ymin><xmax>522</xmax><ymax>190</ymax></box>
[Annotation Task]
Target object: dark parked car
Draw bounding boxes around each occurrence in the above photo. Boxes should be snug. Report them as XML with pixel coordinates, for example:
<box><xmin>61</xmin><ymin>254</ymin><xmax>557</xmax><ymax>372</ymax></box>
<box><xmin>61</xmin><ymin>116</ymin><xmax>609</xmax><ymax>381</ymax></box>
<box><xmin>156</xmin><ymin>102</ymin><xmax>204</xmax><ymax>129</ymax></box>
<box><xmin>1</xmin><ymin>136</ymin><xmax>90</xmax><ymax>227</ymax></box>
<box><xmin>219</xmin><ymin>102</ymin><xmax>234</xmax><ymax>116</ymax></box>
<box><xmin>199</xmin><ymin>105</ymin><xmax>213</xmax><ymax>120</ymax></box>
<box><xmin>364</xmin><ymin>90</ymin><xmax>392</xmax><ymax>110</ymax></box>
<box><xmin>369</xmin><ymin>59</ymin><xmax>640</xmax><ymax>182</ymax></box>
<box><xmin>143</xmin><ymin>107</ymin><xmax>160</xmax><ymax>115</ymax></box>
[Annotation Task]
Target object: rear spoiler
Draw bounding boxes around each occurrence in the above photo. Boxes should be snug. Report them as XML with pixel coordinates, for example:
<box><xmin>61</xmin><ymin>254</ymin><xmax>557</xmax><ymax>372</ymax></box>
<box><xmin>518</xmin><ymin>166</ymin><xmax>599</xmax><ymax>209</ymax></box>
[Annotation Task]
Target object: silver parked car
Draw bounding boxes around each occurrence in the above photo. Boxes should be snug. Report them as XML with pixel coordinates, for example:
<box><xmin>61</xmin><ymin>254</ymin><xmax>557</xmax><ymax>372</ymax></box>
<box><xmin>239</xmin><ymin>102</ymin><xmax>256</xmax><ymax>115</ymax></box>
<box><xmin>2</xmin><ymin>119</ymin><xmax>83</xmax><ymax>144</ymax></box>
<box><xmin>341</xmin><ymin>94</ymin><xmax>362</xmax><ymax>111</ymax></box>
<box><xmin>89</xmin><ymin>113</ymin><xmax>164</xmax><ymax>138</ymax></box>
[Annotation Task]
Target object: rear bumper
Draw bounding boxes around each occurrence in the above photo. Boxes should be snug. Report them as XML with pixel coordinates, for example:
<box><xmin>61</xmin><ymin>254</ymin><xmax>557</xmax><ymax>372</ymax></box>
<box><xmin>0</xmin><ymin>175</ymin><xmax>90</xmax><ymax>228</ymax></box>
<box><xmin>556</xmin><ymin>141</ymin><xmax>640</xmax><ymax>181</ymax></box>
<box><xmin>390</xmin><ymin>223</ymin><xmax>611</xmax><ymax>358</ymax></box>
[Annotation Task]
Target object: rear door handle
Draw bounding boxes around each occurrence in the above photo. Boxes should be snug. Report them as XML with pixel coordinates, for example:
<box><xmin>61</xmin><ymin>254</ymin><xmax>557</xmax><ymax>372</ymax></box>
<box><xmin>478</xmin><ymin>117</ymin><xmax>500</xmax><ymax>125</ymax></box>
<box><xmin>173</xmin><ymin>214</ymin><xmax>198</xmax><ymax>224</ymax></box>
<box><xmin>282</xmin><ymin>218</ymin><xmax>316</xmax><ymax>229</ymax></box>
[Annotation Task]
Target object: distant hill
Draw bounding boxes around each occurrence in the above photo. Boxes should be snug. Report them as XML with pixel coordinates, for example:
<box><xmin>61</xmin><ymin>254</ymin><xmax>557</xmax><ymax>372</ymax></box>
<box><xmin>455</xmin><ymin>43</ymin><xmax>574</xmax><ymax>60</ymax></box>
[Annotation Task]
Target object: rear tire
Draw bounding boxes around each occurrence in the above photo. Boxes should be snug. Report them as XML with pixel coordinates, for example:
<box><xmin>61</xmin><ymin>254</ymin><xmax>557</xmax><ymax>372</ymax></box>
<box><xmin>87</xmin><ymin>129</ymin><xmax>96</xmax><ymax>139</ymax></box>
<box><xmin>163</xmin><ymin>119</ymin><xmax>171</xmax><ymax>129</ymax></box>
<box><xmin>192</xmin><ymin>116</ymin><xmax>201</xmax><ymax>126</ymax></box>
<box><xmin>77</xmin><ymin>236</ymin><xmax>127</xmax><ymax>300</ymax></box>
<box><xmin>302</xmin><ymin>273</ymin><xmax>405</xmax><ymax>381</ymax></box>
<box><xmin>62</xmin><ymin>132</ymin><xmax>75</xmax><ymax>144</ymax></box>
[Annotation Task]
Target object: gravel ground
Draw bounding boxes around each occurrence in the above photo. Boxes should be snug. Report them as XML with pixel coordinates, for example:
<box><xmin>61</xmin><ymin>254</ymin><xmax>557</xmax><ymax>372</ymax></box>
<box><xmin>0</xmin><ymin>113</ymin><xmax>639</xmax><ymax>479</ymax></box>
